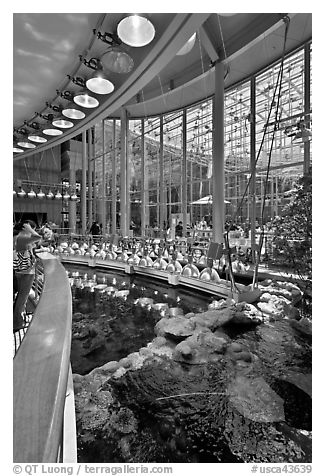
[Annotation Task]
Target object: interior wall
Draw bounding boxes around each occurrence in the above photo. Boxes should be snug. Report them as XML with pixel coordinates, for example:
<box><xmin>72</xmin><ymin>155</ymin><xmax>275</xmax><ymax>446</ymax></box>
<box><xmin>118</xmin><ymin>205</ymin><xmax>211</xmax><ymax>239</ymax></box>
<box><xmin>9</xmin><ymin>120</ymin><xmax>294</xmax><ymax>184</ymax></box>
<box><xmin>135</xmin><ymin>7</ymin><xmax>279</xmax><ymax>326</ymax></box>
<box><xmin>13</xmin><ymin>145</ymin><xmax>62</xmax><ymax>225</ymax></box>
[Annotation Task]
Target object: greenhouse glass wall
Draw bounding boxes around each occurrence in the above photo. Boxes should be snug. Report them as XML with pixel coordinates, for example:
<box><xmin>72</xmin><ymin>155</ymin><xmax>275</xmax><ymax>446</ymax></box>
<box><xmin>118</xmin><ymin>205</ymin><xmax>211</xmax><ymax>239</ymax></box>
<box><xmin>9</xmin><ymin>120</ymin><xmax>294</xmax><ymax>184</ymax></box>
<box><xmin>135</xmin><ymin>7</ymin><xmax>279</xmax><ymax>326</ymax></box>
<box><xmin>90</xmin><ymin>42</ymin><xmax>311</xmax><ymax>235</ymax></box>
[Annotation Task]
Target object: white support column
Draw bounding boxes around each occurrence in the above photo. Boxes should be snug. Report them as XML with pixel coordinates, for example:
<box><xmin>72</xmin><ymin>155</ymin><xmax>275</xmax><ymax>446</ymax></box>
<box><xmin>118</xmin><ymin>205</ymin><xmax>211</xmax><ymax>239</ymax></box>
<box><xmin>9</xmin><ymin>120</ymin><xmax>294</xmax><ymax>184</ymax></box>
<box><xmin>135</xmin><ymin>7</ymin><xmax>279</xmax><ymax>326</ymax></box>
<box><xmin>140</xmin><ymin>119</ymin><xmax>147</xmax><ymax>236</ymax></box>
<box><xmin>93</xmin><ymin>132</ymin><xmax>96</xmax><ymax>220</ymax></box>
<box><xmin>212</xmin><ymin>62</ymin><xmax>225</xmax><ymax>243</ymax></box>
<box><xmin>159</xmin><ymin>116</ymin><xmax>165</xmax><ymax>233</ymax></box>
<box><xmin>81</xmin><ymin>131</ymin><xmax>87</xmax><ymax>234</ymax></box>
<box><xmin>182</xmin><ymin>109</ymin><xmax>188</xmax><ymax>233</ymax></box>
<box><xmin>101</xmin><ymin>120</ymin><xmax>106</xmax><ymax>233</ymax></box>
<box><xmin>250</xmin><ymin>76</ymin><xmax>257</xmax><ymax>262</ymax></box>
<box><xmin>120</xmin><ymin>108</ymin><xmax>128</xmax><ymax>236</ymax></box>
<box><xmin>275</xmin><ymin>175</ymin><xmax>279</xmax><ymax>216</ymax></box>
<box><xmin>68</xmin><ymin>165</ymin><xmax>76</xmax><ymax>233</ymax></box>
<box><xmin>87</xmin><ymin>128</ymin><xmax>93</xmax><ymax>225</ymax></box>
<box><xmin>111</xmin><ymin>119</ymin><xmax>117</xmax><ymax>235</ymax></box>
<box><xmin>125</xmin><ymin>114</ymin><xmax>130</xmax><ymax>230</ymax></box>
<box><xmin>304</xmin><ymin>42</ymin><xmax>311</xmax><ymax>176</ymax></box>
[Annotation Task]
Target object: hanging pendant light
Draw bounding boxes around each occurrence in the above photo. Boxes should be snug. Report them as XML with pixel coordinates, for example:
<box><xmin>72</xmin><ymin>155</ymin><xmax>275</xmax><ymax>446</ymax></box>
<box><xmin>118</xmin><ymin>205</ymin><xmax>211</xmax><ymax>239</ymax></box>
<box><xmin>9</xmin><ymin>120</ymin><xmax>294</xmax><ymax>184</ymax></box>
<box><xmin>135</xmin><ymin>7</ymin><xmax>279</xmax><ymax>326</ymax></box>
<box><xmin>101</xmin><ymin>47</ymin><xmax>134</xmax><ymax>73</ymax></box>
<box><xmin>70</xmin><ymin>191</ymin><xmax>78</xmax><ymax>201</ymax></box>
<box><xmin>52</xmin><ymin>117</ymin><xmax>74</xmax><ymax>128</ymax></box>
<box><xmin>28</xmin><ymin>188</ymin><xmax>36</xmax><ymax>199</ymax></box>
<box><xmin>13</xmin><ymin>147</ymin><xmax>24</xmax><ymax>153</ymax></box>
<box><xmin>62</xmin><ymin>102</ymin><xmax>86</xmax><ymax>120</ymax></box>
<box><xmin>13</xmin><ymin>189</ymin><xmax>17</xmax><ymax>197</ymax></box>
<box><xmin>63</xmin><ymin>190</ymin><xmax>71</xmax><ymax>200</ymax></box>
<box><xmin>43</xmin><ymin>127</ymin><xmax>63</xmax><ymax>136</ymax></box>
<box><xmin>46</xmin><ymin>190</ymin><xmax>54</xmax><ymax>200</ymax></box>
<box><xmin>37</xmin><ymin>189</ymin><xmax>46</xmax><ymax>199</ymax></box>
<box><xmin>28</xmin><ymin>133</ymin><xmax>48</xmax><ymax>143</ymax></box>
<box><xmin>86</xmin><ymin>60</ymin><xmax>115</xmax><ymax>95</ymax></box>
<box><xmin>17</xmin><ymin>141</ymin><xmax>36</xmax><ymax>149</ymax></box>
<box><xmin>17</xmin><ymin>187</ymin><xmax>26</xmax><ymax>198</ymax></box>
<box><xmin>117</xmin><ymin>15</ymin><xmax>155</xmax><ymax>47</ymax></box>
<box><xmin>176</xmin><ymin>32</ymin><xmax>196</xmax><ymax>56</ymax></box>
<box><xmin>55</xmin><ymin>190</ymin><xmax>62</xmax><ymax>200</ymax></box>
<box><xmin>73</xmin><ymin>90</ymin><xmax>99</xmax><ymax>108</ymax></box>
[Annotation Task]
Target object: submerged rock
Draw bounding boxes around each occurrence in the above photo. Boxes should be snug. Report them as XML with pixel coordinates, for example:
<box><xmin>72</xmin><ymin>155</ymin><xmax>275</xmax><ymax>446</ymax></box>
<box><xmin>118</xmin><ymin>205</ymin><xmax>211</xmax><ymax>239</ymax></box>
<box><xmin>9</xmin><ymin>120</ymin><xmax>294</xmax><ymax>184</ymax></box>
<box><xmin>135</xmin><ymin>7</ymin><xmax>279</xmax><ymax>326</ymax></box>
<box><xmin>227</xmin><ymin>375</ymin><xmax>285</xmax><ymax>423</ymax></box>
<box><xmin>173</xmin><ymin>329</ymin><xmax>228</xmax><ymax>364</ymax></box>
<box><xmin>189</xmin><ymin>308</ymin><xmax>233</xmax><ymax>330</ymax></box>
<box><xmin>289</xmin><ymin>317</ymin><xmax>312</xmax><ymax>336</ymax></box>
<box><xmin>154</xmin><ymin>316</ymin><xmax>196</xmax><ymax>342</ymax></box>
<box><xmin>229</xmin><ymin>302</ymin><xmax>264</xmax><ymax>325</ymax></box>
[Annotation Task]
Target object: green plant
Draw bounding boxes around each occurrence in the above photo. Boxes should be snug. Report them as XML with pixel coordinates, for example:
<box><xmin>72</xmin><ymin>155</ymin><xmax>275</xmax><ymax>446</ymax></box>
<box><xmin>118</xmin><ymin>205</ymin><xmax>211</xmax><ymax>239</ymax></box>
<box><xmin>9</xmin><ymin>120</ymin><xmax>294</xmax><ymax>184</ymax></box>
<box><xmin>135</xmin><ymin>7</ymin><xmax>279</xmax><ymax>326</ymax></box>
<box><xmin>271</xmin><ymin>171</ymin><xmax>312</xmax><ymax>314</ymax></box>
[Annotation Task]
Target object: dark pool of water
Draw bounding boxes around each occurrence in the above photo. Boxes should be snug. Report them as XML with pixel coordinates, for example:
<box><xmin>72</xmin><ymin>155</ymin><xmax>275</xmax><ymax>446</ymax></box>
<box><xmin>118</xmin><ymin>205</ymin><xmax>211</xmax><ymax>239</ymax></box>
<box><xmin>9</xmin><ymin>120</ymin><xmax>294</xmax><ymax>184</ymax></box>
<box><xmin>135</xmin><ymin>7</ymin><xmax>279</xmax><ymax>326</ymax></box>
<box><xmin>66</xmin><ymin>265</ymin><xmax>312</xmax><ymax>463</ymax></box>
<box><xmin>67</xmin><ymin>265</ymin><xmax>213</xmax><ymax>375</ymax></box>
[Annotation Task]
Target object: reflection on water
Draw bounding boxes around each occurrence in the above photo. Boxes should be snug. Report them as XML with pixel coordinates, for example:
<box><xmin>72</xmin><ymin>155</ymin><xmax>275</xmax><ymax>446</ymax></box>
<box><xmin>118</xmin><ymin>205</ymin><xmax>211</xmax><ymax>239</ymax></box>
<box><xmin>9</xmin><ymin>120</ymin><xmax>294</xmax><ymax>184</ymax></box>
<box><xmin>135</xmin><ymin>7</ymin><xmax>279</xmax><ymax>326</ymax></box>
<box><xmin>68</xmin><ymin>266</ymin><xmax>211</xmax><ymax>374</ymax></box>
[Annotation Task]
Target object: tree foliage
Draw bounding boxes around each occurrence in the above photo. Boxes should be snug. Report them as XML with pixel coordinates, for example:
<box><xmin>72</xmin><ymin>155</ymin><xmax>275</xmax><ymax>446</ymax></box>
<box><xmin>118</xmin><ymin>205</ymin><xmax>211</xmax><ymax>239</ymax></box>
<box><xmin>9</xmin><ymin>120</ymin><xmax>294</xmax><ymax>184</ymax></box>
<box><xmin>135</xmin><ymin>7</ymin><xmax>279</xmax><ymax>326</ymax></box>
<box><xmin>271</xmin><ymin>172</ymin><xmax>312</xmax><ymax>293</ymax></box>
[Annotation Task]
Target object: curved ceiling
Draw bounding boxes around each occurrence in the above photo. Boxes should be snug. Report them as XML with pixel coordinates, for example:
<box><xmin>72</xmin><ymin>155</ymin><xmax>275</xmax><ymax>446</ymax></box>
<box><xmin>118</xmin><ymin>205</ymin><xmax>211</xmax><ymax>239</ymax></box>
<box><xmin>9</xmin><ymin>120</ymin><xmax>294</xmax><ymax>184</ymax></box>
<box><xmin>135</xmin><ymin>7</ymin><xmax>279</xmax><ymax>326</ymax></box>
<box><xmin>13</xmin><ymin>12</ymin><xmax>312</xmax><ymax>161</ymax></box>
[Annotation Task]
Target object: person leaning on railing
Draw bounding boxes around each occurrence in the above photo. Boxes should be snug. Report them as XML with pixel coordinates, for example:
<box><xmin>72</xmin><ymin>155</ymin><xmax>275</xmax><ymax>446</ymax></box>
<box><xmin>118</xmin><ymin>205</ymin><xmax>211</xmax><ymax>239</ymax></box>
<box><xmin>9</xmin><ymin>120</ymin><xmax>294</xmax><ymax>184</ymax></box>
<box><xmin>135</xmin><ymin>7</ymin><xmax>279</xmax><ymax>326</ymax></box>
<box><xmin>13</xmin><ymin>221</ymin><xmax>41</xmax><ymax>332</ymax></box>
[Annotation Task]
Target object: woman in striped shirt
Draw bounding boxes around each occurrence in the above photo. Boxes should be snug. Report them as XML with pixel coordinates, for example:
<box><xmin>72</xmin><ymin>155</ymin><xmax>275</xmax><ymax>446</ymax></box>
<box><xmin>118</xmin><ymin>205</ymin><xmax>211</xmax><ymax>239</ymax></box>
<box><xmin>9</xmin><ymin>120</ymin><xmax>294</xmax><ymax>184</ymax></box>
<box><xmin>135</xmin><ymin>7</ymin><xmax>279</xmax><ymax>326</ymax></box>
<box><xmin>13</xmin><ymin>221</ymin><xmax>41</xmax><ymax>332</ymax></box>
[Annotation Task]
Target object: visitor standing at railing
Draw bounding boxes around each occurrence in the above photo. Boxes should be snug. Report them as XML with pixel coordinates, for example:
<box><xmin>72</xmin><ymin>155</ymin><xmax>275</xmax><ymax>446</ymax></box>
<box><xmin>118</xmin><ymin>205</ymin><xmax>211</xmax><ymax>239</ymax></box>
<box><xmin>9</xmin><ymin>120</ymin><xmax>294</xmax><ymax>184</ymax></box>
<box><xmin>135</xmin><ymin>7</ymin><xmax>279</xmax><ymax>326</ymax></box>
<box><xmin>13</xmin><ymin>221</ymin><xmax>41</xmax><ymax>332</ymax></box>
<box><xmin>89</xmin><ymin>221</ymin><xmax>100</xmax><ymax>236</ymax></box>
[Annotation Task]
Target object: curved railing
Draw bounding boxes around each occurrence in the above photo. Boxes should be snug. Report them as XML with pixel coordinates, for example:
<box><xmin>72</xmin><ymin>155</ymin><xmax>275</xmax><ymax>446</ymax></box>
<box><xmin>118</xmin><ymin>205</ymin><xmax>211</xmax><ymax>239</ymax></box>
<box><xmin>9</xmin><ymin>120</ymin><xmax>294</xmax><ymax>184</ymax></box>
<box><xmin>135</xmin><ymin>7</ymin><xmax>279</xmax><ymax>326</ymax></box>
<box><xmin>13</xmin><ymin>252</ymin><xmax>75</xmax><ymax>463</ymax></box>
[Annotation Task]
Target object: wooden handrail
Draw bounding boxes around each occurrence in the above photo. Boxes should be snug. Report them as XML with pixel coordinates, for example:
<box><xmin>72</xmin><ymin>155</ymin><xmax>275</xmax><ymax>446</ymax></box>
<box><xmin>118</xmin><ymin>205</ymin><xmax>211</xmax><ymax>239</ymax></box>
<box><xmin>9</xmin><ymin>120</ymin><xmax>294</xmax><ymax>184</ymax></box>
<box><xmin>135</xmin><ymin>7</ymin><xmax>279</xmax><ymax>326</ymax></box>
<box><xmin>13</xmin><ymin>252</ymin><xmax>72</xmax><ymax>462</ymax></box>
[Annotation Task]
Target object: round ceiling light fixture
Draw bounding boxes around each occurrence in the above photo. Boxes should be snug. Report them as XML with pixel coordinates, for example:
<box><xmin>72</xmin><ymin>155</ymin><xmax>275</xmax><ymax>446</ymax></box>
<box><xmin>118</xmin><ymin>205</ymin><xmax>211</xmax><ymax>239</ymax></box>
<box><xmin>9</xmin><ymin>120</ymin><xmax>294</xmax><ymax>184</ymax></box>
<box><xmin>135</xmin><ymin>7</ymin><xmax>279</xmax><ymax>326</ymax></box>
<box><xmin>101</xmin><ymin>48</ymin><xmax>134</xmax><ymax>73</ymax></box>
<box><xmin>52</xmin><ymin>117</ymin><xmax>74</xmax><ymax>128</ymax></box>
<box><xmin>17</xmin><ymin>141</ymin><xmax>36</xmax><ymax>149</ymax></box>
<box><xmin>43</xmin><ymin>127</ymin><xmax>63</xmax><ymax>136</ymax></box>
<box><xmin>74</xmin><ymin>90</ymin><xmax>99</xmax><ymax>108</ymax></box>
<box><xmin>176</xmin><ymin>32</ymin><xmax>197</xmax><ymax>56</ymax></box>
<box><xmin>86</xmin><ymin>71</ymin><xmax>114</xmax><ymax>95</ymax></box>
<box><xmin>62</xmin><ymin>103</ymin><xmax>86</xmax><ymax>120</ymax></box>
<box><xmin>28</xmin><ymin>133</ymin><xmax>48</xmax><ymax>143</ymax></box>
<box><xmin>117</xmin><ymin>15</ymin><xmax>155</xmax><ymax>47</ymax></box>
<box><xmin>13</xmin><ymin>147</ymin><xmax>24</xmax><ymax>153</ymax></box>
